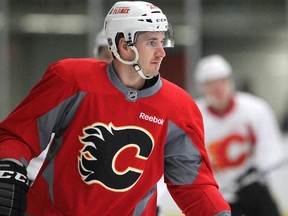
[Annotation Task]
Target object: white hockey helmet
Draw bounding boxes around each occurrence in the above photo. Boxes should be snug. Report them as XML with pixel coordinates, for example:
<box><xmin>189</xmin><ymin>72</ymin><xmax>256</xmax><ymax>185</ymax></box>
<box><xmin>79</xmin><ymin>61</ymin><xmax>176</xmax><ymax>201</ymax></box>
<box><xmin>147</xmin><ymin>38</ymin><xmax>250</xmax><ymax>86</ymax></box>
<box><xmin>93</xmin><ymin>29</ymin><xmax>108</xmax><ymax>58</ymax></box>
<box><xmin>104</xmin><ymin>1</ymin><xmax>174</xmax><ymax>52</ymax></box>
<box><xmin>194</xmin><ymin>54</ymin><xmax>232</xmax><ymax>84</ymax></box>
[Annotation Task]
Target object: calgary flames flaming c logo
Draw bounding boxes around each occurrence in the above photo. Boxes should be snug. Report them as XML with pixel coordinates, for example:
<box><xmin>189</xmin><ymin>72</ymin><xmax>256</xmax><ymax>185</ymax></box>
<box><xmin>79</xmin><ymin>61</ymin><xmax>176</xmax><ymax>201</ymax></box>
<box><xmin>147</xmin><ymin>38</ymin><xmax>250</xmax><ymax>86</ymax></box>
<box><xmin>78</xmin><ymin>122</ymin><xmax>154</xmax><ymax>192</ymax></box>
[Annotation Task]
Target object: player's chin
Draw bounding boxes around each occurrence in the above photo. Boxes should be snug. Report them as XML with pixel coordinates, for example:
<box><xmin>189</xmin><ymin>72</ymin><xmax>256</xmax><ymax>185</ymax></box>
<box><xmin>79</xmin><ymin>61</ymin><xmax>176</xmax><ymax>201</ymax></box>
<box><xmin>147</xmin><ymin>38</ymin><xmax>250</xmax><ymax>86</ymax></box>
<box><xmin>149</xmin><ymin>69</ymin><xmax>160</xmax><ymax>77</ymax></box>
<box><xmin>153</xmin><ymin>65</ymin><xmax>162</xmax><ymax>73</ymax></box>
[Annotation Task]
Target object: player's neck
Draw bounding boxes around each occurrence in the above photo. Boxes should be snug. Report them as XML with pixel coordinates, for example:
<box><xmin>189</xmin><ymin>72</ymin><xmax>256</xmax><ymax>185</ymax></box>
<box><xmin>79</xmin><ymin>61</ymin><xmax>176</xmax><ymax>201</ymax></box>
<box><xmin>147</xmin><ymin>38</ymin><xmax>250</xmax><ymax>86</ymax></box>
<box><xmin>112</xmin><ymin>61</ymin><xmax>145</xmax><ymax>90</ymax></box>
<box><xmin>208</xmin><ymin>97</ymin><xmax>235</xmax><ymax>117</ymax></box>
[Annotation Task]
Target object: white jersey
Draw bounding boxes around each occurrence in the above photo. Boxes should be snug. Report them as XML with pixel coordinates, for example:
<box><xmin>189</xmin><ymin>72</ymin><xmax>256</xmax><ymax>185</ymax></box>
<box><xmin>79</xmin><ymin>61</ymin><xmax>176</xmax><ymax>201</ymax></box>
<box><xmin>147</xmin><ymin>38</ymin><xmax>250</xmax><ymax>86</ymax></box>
<box><xmin>196</xmin><ymin>92</ymin><xmax>283</xmax><ymax>202</ymax></box>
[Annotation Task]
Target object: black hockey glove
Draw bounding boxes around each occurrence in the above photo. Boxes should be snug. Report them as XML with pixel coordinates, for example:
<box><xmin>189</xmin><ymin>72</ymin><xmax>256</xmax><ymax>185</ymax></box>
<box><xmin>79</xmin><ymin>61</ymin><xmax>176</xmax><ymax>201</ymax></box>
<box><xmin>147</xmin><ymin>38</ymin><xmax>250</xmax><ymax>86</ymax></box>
<box><xmin>0</xmin><ymin>160</ymin><xmax>29</xmax><ymax>216</ymax></box>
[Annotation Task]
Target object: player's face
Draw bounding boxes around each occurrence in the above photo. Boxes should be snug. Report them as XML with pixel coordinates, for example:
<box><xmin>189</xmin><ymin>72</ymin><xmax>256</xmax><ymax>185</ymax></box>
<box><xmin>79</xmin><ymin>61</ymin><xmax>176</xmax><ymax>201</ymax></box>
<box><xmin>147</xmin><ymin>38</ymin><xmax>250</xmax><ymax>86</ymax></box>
<box><xmin>134</xmin><ymin>32</ymin><xmax>166</xmax><ymax>77</ymax></box>
<box><xmin>202</xmin><ymin>77</ymin><xmax>233</xmax><ymax>111</ymax></box>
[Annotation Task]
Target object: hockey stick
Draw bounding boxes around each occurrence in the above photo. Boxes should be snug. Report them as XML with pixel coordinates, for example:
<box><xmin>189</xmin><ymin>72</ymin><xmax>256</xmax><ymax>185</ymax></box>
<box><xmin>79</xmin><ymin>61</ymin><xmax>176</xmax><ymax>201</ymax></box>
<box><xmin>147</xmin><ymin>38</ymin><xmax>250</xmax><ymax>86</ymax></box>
<box><xmin>221</xmin><ymin>158</ymin><xmax>288</xmax><ymax>194</ymax></box>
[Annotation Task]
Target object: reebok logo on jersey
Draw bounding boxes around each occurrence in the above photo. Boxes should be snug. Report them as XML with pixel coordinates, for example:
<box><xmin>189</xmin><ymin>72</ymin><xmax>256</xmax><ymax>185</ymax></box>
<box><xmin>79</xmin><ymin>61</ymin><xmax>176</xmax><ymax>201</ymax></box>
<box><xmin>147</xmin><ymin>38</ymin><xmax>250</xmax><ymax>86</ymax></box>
<box><xmin>139</xmin><ymin>112</ymin><xmax>164</xmax><ymax>125</ymax></box>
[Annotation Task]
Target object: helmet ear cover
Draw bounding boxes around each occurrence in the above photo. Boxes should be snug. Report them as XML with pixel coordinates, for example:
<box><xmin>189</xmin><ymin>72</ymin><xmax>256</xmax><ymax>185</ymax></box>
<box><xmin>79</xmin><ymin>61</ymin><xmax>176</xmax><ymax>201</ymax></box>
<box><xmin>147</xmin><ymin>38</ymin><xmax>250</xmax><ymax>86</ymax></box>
<box><xmin>108</xmin><ymin>32</ymin><xmax>135</xmax><ymax>52</ymax></box>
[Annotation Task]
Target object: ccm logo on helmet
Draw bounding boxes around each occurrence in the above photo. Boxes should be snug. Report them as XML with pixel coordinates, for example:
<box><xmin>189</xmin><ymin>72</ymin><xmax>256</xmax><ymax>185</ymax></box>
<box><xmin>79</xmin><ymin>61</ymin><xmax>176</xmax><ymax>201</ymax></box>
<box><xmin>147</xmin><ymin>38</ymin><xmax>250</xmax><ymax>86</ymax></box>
<box><xmin>139</xmin><ymin>112</ymin><xmax>164</xmax><ymax>125</ymax></box>
<box><xmin>156</xmin><ymin>18</ymin><xmax>167</xmax><ymax>22</ymax></box>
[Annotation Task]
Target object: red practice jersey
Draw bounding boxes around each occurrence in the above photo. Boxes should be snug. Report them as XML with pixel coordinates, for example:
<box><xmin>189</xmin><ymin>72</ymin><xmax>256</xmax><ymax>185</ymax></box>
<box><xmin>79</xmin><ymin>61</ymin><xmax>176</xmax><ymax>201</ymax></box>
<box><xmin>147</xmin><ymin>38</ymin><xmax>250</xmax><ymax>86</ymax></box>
<box><xmin>0</xmin><ymin>58</ymin><xmax>230</xmax><ymax>215</ymax></box>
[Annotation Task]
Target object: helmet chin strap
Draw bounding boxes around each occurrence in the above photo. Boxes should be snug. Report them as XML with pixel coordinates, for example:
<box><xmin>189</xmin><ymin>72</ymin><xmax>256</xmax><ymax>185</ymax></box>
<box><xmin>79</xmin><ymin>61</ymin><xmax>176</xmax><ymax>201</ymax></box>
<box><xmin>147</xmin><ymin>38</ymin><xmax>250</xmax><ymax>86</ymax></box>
<box><xmin>113</xmin><ymin>46</ymin><xmax>153</xmax><ymax>80</ymax></box>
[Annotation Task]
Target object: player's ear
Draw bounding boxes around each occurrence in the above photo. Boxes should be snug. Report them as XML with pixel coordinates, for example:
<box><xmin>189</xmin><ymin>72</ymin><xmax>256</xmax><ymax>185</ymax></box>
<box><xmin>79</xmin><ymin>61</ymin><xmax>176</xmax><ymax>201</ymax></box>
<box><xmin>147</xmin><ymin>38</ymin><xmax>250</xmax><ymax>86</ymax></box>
<box><xmin>118</xmin><ymin>38</ymin><xmax>129</xmax><ymax>52</ymax></box>
<box><xmin>118</xmin><ymin>38</ymin><xmax>134</xmax><ymax>61</ymax></box>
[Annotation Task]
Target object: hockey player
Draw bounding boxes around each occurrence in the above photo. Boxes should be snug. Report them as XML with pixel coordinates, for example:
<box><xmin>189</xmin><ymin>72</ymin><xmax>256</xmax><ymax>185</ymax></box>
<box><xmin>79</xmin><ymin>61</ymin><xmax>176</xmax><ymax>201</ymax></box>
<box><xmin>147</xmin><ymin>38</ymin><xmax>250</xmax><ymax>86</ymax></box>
<box><xmin>93</xmin><ymin>29</ymin><xmax>113</xmax><ymax>62</ymax></box>
<box><xmin>195</xmin><ymin>54</ymin><xmax>282</xmax><ymax>216</ymax></box>
<box><xmin>0</xmin><ymin>2</ymin><xmax>230</xmax><ymax>215</ymax></box>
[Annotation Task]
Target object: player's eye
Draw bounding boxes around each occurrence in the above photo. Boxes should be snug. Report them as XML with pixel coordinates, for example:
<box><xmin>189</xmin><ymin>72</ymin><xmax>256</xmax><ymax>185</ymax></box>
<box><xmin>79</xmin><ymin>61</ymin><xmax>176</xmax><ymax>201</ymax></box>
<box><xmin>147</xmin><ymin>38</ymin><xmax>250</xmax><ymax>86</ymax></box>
<box><xmin>147</xmin><ymin>40</ymin><xmax>163</xmax><ymax>48</ymax></box>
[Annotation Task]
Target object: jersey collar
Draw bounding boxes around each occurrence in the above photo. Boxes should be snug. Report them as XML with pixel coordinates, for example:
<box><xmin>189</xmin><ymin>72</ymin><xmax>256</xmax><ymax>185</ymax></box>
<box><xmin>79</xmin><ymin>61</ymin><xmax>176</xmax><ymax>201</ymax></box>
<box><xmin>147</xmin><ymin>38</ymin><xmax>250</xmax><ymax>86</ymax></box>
<box><xmin>208</xmin><ymin>96</ymin><xmax>236</xmax><ymax>117</ymax></box>
<box><xmin>107</xmin><ymin>63</ymin><xmax>162</xmax><ymax>102</ymax></box>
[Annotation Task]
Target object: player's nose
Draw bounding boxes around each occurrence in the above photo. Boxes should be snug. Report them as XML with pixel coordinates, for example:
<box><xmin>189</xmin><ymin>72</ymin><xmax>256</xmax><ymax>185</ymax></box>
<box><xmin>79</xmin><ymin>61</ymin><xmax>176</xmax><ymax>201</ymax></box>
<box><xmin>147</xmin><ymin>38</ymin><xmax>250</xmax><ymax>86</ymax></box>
<box><xmin>156</xmin><ymin>46</ymin><xmax>166</xmax><ymax>58</ymax></box>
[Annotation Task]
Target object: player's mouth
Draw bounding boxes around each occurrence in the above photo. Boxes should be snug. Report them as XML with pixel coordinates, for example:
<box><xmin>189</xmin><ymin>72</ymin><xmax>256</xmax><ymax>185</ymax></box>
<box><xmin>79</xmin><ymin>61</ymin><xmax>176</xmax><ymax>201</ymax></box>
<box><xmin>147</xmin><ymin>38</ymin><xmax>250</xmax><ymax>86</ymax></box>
<box><xmin>151</xmin><ymin>59</ymin><xmax>162</xmax><ymax>66</ymax></box>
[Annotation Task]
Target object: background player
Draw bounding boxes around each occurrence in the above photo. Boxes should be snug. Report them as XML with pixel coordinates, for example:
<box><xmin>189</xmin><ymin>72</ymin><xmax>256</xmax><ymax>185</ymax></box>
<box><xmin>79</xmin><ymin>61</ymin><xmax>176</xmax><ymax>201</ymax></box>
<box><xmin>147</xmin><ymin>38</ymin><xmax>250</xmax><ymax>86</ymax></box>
<box><xmin>195</xmin><ymin>54</ymin><xmax>283</xmax><ymax>216</ymax></box>
<box><xmin>93</xmin><ymin>29</ymin><xmax>113</xmax><ymax>62</ymax></box>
